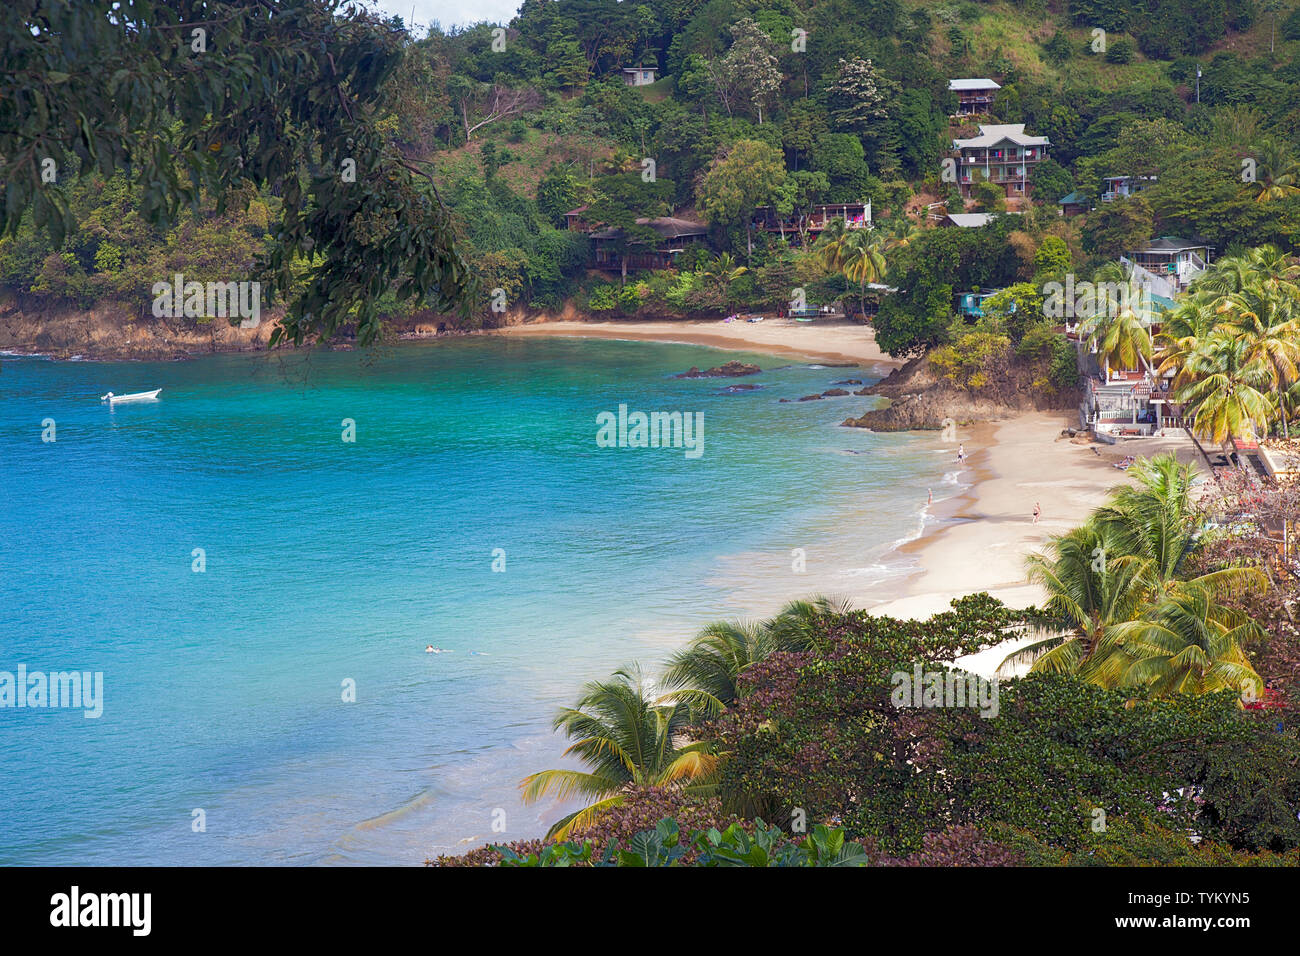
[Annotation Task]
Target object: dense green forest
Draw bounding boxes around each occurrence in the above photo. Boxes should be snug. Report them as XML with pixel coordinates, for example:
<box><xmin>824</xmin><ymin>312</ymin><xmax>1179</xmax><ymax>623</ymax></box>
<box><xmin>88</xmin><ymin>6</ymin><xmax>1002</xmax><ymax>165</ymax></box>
<box><xmin>5</xmin><ymin>0</ymin><xmax>1300</xmax><ymax>351</ymax></box>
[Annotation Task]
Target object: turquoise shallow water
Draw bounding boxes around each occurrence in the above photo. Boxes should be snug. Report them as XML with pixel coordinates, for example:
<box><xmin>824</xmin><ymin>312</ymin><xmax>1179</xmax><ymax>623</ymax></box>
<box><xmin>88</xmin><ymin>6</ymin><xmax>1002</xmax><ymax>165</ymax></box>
<box><xmin>0</xmin><ymin>337</ymin><xmax>957</xmax><ymax>864</ymax></box>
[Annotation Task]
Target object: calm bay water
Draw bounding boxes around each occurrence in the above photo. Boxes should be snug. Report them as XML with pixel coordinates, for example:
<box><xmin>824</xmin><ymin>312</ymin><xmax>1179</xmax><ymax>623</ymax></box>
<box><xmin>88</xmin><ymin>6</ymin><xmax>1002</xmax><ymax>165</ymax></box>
<box><xmin>0</xmin><ymin>337</ymin><xmax>957</xmax><ymax>864</ymax></box>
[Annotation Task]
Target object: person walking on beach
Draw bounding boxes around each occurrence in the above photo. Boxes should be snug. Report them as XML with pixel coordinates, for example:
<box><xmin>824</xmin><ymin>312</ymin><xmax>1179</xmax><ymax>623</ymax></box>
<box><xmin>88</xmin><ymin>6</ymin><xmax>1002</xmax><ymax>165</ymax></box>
<box><xmin>927</xmin><ymin>488</ymin><xmax>933</xmax><ymax>505</ymax></box>
<box><xmin>956</xmin><ymin>443</ymin><xmax>965</xmax><ymax>464</ymax></box>
<box><xmin>1032</xmin><ymin>502</ymin><xmax>1041</xmax><ymax>525</ymax></box>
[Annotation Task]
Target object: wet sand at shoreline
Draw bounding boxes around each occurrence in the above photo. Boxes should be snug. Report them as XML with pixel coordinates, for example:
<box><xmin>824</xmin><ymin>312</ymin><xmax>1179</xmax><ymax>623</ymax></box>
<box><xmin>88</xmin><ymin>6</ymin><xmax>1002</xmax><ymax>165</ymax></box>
<box><xmin>496</xmin><ymin>318</ymin><xmax>904</xmax><ymax>371</ymax></box>
<box><xmin>503</xmin><ymin>320</ymin><xmax>1206</xmax><ymax>674</ymax></box>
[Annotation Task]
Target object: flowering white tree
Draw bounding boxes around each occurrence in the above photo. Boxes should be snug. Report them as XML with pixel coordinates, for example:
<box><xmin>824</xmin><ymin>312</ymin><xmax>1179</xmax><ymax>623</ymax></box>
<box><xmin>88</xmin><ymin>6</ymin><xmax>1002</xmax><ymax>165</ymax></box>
<box><xmin>720</xmin><ymin>18</ymin><xmax>781</xmax><ymax>124</ymax></box>
<box><xmin>826</xmin><ymin>56</ymin><xmax>892</xmax><ymax>134</ymax></box>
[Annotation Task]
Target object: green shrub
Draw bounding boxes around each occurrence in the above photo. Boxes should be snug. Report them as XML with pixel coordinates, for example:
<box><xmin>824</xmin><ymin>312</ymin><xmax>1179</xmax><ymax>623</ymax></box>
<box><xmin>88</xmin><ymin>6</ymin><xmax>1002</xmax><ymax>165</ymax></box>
<box><xmin>1105</xmin><ymin>37</ymin><xmax>1135</xmax><ymax>63</ymax></box>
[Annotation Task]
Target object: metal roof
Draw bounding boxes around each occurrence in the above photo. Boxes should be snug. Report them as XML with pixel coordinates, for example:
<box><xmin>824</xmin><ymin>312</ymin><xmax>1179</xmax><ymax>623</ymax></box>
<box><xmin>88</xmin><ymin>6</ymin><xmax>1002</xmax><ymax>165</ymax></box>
<box><xmin>953</xmin><ymin>124</ymin><xmax>1051</xmax><ymax>148</ymax></box>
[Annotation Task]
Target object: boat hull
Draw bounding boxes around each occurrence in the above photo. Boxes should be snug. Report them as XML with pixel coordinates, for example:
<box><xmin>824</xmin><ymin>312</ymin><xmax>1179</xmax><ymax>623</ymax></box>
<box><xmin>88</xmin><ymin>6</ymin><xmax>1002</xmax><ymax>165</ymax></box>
<box><xmin>103</xmin><ymin>389</ymin><xmax>162</xmax><ymax>404</ymax></box>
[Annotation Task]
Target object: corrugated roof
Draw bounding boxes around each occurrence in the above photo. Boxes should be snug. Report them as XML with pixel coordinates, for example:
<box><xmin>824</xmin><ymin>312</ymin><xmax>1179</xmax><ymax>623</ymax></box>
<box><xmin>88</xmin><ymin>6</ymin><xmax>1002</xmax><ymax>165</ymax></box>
<box><xmin>1058</xmin><ymin>191</ymin><xmax>1088</xmax><ymax>205</ymax></box>
<box><xmin>945</xmin><ymin>213</ymin><xmax>995</xmax><ymax>228</ymax></box>
<box><xmin>949</xmin><ymin>78</ymin><xmax>1001</xmax><ymax>91</ymax></box>
<box><xmin>1132</xmin><ymin>237</ymin><xmax>1206</xmax><ymax>252</ymax></box>
<box><xmin>953</xmin><ymin>124</ymin><xmax>1050</xmax><ymax>148</ymax></box>
<box><xmin>589</xmin><ymin>217</ymin><xmax>707</xmax><ymax>241</ymax></box>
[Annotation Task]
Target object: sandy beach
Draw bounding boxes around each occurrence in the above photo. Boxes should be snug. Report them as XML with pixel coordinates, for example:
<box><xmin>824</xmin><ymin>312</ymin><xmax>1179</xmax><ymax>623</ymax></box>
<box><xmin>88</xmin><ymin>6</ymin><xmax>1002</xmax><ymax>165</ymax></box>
<box><xmin>502</xmin><ymin>318</ymin><xmax>1209</xmax><ymax>674</ymax></box>
<box><xmin>872</xmin><ymin>413</ymin><xmax>1205</xmax><ymax>674</ymax></box>
<box><xmin>498</xmin><ymin>318</ymin><xmax>905</xmax><ymax>370</ymax></box>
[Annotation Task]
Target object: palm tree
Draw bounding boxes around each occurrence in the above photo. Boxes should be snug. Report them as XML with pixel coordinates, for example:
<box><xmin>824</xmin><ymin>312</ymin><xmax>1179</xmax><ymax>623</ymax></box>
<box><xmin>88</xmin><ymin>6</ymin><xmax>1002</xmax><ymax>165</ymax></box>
<box><xmin>1221</xmin><ymin>284</ymin><xmax>1300</xmax><ymax>437</ymax></box>
<box><xmin>764</xmin><ymin>595</ymin><xmax>853</xmax><ymax>651</ymax></box>
<box><xmin>1239</xmin><ymin>140</ymin><xmax>1300</xmax><ymax>203</ymax></box>
<box><xmin>701</xmin><ymin>253</ymin><xmax>748</xmax><ymax>314</ymax></box>
<box><xmin>1084</xmin><ymin>588</ymin><xmax>1264</xmax><ymax>698</ymax></box>
<box><xmin>1000</xmin><ymin>519</ymin><xmax>1144</xmax><ymax>676</ymax></box>
<box><xmin>661</xmin><ymin>595</ymin><xmax>851</xmax><ymax>715</ymax></box>
<box><xmin>879</xmin><ymin>216</ymin><xmax>921</xmax><ymax>253</ymax></box>
<box><xmin>1095</xmin><ymin>454</ymin><xmax>1268</xmax><ymax>607</ymax></box>
<box><xmin>1002</xmin><ymin>455</ymin><xmax>1267</xmax><ymax>678</ymax></box>
<box><xmin>661</xmin><ymin>621</ymin><xmax>776</xmax><ymax>718</ymax></box>
<box><xmin>1083</xmin><ymin>304</ymin><xmax>1153</xmax><ymax>375</ymax></box>
<box><xmin>1174</xmin><ymin>330</ymin><xmax>1274</xmax><ymax>443</ymax></box>
<box><xmin>520</xmin><ymin>665</ymin><xmax>718</xmax><ymax>838</ymax></box>
<box><xmin>819</xmin><ymin>227</ymin><xmax>886</xmax><ymax>319</ymax></box>
<box><xmin>1155</xmin><ymin>293</ymin><xmax>1219</xmax><ymax>387</ymax></box>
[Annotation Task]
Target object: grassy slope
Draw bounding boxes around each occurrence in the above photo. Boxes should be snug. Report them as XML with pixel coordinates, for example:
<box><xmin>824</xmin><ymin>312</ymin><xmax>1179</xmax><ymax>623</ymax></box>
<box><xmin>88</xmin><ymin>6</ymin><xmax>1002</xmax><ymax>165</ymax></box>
<box><xmin>426</xmin><ymin>1</ymin><xmax>1300</xmax><ymax>207</ymax></box>
<box><xmin>910</xmin><ymin>0</ymin><xmax>1298</xmax><ymax>92</ymax></box>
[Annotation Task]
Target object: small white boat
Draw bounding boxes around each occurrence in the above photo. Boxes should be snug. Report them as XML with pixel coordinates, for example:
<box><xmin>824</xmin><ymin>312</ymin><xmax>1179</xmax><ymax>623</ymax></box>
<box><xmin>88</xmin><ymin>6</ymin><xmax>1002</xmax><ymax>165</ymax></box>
<box><xmin>101</xmin><ymin>388</ymin><xmax>161</xmax><ymax>404</ymax></box>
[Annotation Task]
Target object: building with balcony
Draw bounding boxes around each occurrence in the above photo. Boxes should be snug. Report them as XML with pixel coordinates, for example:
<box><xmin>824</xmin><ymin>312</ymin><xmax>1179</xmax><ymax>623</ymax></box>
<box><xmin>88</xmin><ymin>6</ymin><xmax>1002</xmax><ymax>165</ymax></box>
<box><xmin>589</xmin><ymin>217</ymin><xmax>708</xmax><ymax>271</ymax></box>
<box><xmin>750</xmin><ymin>202</ymin><xmax>871</xmax><ymax>243</ymax></box>
<box><xmin>951</xmin><ymin>124</ymin><xmax>1050</xmax><ymax>199</ymax></box>
<box><xmin>1123</xmin><ymin>237</ymin><xmax>1210</xmax><ymax>294</ymax></box>
<box><xmin>1100</xmin><ymin>175</ymin><xmax>1156</xmax><ymax>202</ymax></box>
<box><xmin>948</xmin><ymin>78</ymin><xmax>1001</xmax><ymax>116</ymax></box>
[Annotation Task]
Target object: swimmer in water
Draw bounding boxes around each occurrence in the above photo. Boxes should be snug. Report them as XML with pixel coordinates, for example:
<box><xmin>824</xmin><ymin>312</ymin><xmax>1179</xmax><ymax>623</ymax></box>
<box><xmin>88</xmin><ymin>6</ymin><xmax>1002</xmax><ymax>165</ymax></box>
<box><xmin>425</xmin><ymin>645</ymin><xmax>435</xmax><ymax>653</ymax></box>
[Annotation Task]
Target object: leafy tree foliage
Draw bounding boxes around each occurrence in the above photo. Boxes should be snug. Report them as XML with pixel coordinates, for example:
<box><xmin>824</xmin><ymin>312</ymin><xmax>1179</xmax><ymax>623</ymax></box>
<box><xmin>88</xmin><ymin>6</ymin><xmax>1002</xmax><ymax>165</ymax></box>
<box><xmin>1</xmin><ymin>0</ymin><xmax>472</xmax><ymax>346</ymax></box>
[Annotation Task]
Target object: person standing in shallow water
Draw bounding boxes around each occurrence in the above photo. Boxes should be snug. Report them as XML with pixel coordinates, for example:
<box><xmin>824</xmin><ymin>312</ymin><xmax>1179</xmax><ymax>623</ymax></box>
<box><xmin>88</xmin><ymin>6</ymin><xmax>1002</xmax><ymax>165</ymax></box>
<box><xmin>1032</xmin><ymin>502</ymin><xmax>1041</xmax><ymax>525</ymax></box>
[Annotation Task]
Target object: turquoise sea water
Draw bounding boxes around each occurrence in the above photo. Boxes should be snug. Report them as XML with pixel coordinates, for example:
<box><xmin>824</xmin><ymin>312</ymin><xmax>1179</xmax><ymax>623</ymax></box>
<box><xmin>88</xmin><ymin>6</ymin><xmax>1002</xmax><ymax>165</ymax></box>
<box><xmin>0</xmin><ymin>337</ymin><xmax>959</xmax><ymax>864</ymax></box>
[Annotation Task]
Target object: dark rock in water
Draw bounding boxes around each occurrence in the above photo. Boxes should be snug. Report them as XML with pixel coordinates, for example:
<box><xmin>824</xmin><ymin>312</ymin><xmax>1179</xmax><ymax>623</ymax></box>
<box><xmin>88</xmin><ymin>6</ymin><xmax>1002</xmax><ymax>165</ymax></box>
<box><xmin>854</xmin><ymin>388</ymin><xmax>871</xmax><ymax>395</ymax></box>
<box><xmin>797</xmin><ymin>393</ymin><xmax>824</xmax><ymax>401</ymax></box>
<box><xmin>821</xmin><ymin>388</ymin><xmax>850</xmax><ymax>397</ymax></box>
<box><xmin>779</xmin><ymin>398</ymin><xmax>792</xmax><ymax>403</ymax></box>
<box><xmin>832</xmin><ymin>379</ymin><xmax>863</xmax><ymax>386</ymax></box>
<box><xmin>676</xmin><ymin>360</ymin><xmax>762</xmax><ymax>378</ymax></box>
<box><xmin>723</xmin><ymin>383</ymin><xmax>761</xmax><ymax>392</ymax></box>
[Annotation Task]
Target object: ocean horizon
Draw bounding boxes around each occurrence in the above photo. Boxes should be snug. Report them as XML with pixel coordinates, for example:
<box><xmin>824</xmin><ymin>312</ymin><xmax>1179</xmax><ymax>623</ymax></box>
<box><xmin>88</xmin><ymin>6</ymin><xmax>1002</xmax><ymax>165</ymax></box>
<box><xmin>0</xmin><ymin>337</ymin><xmax>963</xmax><ymax>864</ymax></box>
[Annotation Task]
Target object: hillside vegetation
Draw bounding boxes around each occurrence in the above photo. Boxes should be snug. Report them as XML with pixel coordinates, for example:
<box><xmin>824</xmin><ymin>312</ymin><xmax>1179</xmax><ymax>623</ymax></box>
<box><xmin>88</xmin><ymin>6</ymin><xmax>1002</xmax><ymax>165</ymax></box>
<box><xmin>4</xmin><ymin>0</ymin><xmax>1300</xmax><ymax>355</ymax></box>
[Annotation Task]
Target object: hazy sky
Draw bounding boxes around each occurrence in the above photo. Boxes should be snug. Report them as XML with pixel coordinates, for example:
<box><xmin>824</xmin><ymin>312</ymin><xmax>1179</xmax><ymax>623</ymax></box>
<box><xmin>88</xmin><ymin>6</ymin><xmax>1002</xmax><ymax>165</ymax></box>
<box><xmin>369</xmin><ymin>0</ymin><xmax>520</xmax><ymax>30</ymax></box>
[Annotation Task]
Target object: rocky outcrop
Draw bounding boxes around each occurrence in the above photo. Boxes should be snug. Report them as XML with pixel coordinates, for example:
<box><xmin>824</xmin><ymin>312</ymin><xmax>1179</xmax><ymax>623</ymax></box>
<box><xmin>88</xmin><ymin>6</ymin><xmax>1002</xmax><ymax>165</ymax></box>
<box><xmin>842</xmin><ymin>388</ymin><xmax>1033</xmax><ymax>431</ymax></box>
<box><xmin>841</xmin><ymin>355</ymin><xmax>1080</xmax><ymax>432</ymax></box>
<box><xmin>0</xmin><ymin>297</ymin><xmax>277</xmax><ymax>360</ymax></box>
<box><xmin>676</xmin><ymin>360</ymin><xmax>762</xmax><ymax>378</ymax></box>
<box><xmin>821</xmin><ymin>388</ymin><xmax>850</xmax><ymax>397</ymax></box>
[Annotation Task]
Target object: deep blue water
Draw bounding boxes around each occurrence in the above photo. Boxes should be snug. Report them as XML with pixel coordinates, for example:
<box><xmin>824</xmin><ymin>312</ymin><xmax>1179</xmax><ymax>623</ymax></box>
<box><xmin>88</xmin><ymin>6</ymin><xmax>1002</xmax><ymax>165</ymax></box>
<box><xmin>0</xmin><ymin>337</ymin><xmax>956</xmax><ymax>864</ymax></box>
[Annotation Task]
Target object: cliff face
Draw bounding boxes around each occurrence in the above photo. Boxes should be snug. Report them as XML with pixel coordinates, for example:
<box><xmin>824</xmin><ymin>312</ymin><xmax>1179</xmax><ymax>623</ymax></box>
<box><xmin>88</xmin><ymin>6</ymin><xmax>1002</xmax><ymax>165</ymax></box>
<box><xmin>0</xmin><ymin>296</ymin><xmax>732</xmax><ymax>360</ymax></box>
<box><xmin>0</xmin><ymin>297</ymin><xmax>480</xmax><ymax>360</ymax></box>
<box><xmin>0</xmin><ymin>298</ymin><xmax>275</xmax><ymax>360</ymax></box>
<box><xmin>842</xmin><ymin>356</ymin><xmax>1080</xmax><ymax>431</ymax></box>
